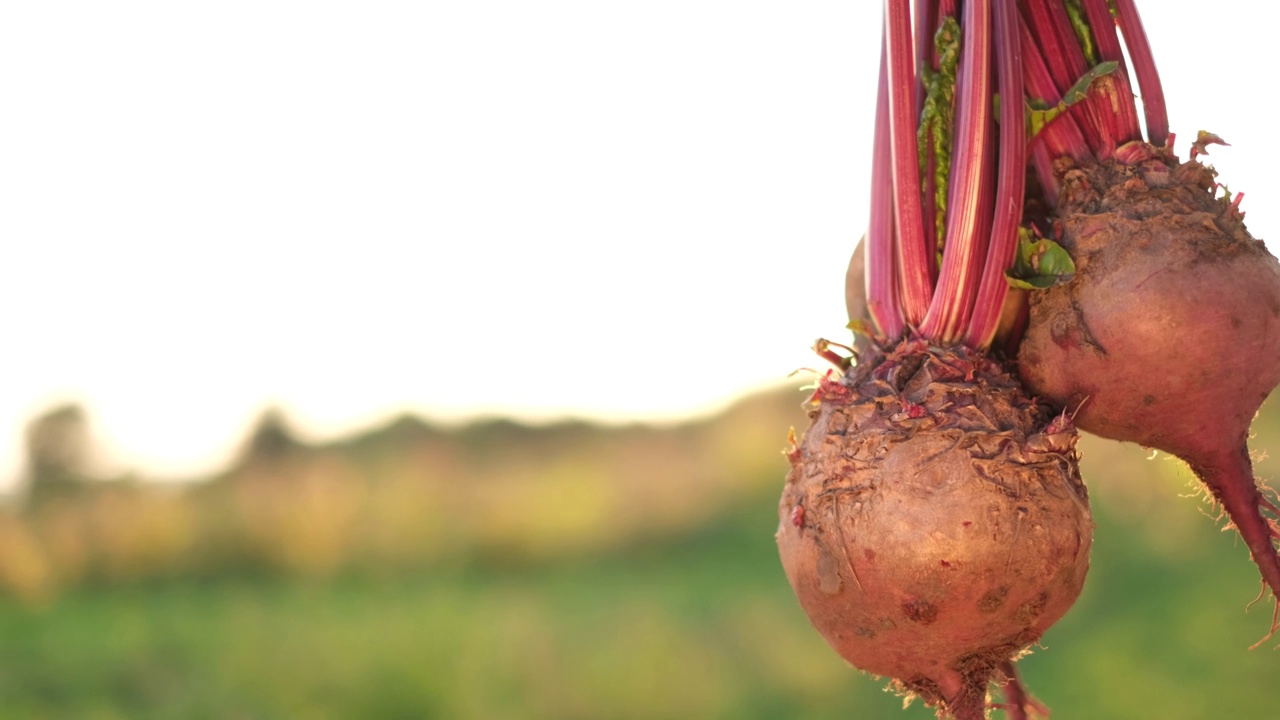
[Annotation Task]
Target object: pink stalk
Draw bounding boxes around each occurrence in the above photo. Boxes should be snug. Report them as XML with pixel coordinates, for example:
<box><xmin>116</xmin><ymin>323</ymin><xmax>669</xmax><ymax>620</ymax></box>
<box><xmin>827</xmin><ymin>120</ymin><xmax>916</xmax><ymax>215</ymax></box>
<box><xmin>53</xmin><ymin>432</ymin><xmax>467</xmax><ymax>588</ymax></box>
<box><xmin>1018</xmin><ymin>0</ymin><xmax>1074</xmax><ymax>90</ymax></box>
<box><xmin>1079</xmin><ymin>0</ymin><xmax>1142</xmax><ymax>144</ymax></box>
<box><xmin>917</xmin><ymin>0</ymin><xmax>959</xmax><ymax>272</ymax></box>
<box><xmin>1113</xmin><ymin>0</ymin><xmax>1168</xmax><ymax>145</ymax></box>
<box><xmin>1019</xmin><ymin>15</ymin><xmax>1091</xmax><ymax>164</ymax></box>
<box><xmin>885</xmin><ymin>0</ymin><xmax>934</xmax><ymax>327</ymax></box>
<box><xmin>915</xmin><ymin>0</ymin><xmax>939</xmax><ymax>251</ymax></box>
<box><xmin>966</xmin><ymin>0</ymin><xmax>1026</xmax><ymax>349</ymax></box>
<box><xmin>1020</xmin><ymin>0</ymin><xmax>1109</xmax><ymax>152</ymax></box>
<box><xmin>1020</xmin><ymin>10</ymin><xmax>1091</xmax><ymax>203</ymax></box>
<box><xmin>1044</xmin><ymin>0</ymin><xmax>1119</xmax><ymax>155</ymax></box>
<box><xmin>1030</xmin><ymin>142</ymin><xmax>1060</xmax><ymax>207</ymax></box>
<box><xmin>914</xmin><ymin>0</ymin><xmax>939</xmax><ymax>109</ymax></box>
<box><xmin>867</xmin><ymin>30</ymin><xmax>905</xmax><ymax>342</ymax></box>
<box><xmin>918</xmin><ymin>0</ymin><xmax>995</xmax><ymax>344</ymax></box>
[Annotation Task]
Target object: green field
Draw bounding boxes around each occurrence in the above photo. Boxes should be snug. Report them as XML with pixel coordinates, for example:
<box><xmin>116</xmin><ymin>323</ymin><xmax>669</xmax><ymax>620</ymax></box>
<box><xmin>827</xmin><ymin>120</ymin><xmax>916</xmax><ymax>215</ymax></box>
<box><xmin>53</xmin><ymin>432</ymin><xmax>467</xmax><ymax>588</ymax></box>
<box><xmin>5</xmin><ymin>392</ymin><xmax>1280</xmax><ymax>718</ymax></box>
<box><xmin>2</xmin><ymin>474</ymin><xmax>1280</xmax><ymax>718</ymax></box>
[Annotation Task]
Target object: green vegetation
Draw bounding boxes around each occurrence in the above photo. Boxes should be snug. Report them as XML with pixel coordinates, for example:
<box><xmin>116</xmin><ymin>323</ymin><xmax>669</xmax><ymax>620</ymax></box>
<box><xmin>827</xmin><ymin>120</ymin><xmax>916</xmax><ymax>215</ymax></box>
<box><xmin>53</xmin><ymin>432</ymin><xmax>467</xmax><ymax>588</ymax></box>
<box><xmin>2</xmin><ymin>388</ymin><xmax>1280</xmax><ymax>717</ymax></box>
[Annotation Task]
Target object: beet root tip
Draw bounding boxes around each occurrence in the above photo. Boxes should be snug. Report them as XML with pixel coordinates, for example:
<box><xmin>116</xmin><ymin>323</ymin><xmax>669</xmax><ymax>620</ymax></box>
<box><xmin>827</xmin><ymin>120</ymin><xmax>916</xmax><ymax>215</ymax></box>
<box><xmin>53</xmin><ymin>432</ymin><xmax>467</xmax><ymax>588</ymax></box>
<box><xmin>1191</xmin><ymin>445</ymin><xmax>1280</xmax><ymax>645</ymax></box>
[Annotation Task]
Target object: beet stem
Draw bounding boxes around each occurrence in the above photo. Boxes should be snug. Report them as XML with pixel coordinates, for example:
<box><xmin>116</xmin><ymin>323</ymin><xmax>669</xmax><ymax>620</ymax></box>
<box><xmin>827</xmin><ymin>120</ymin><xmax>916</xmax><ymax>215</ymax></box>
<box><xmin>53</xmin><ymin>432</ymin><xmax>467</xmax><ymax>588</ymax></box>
<box><xmin>1019</xmin><ymin>13</ymin><xmax>1092</xmax><ymax>173</ymax></box>
<box><xmin>1112</xmin><ymin>0</ymin><xmax>1168</xmax><ymax>145</ymax></box>
<box><xmin>912</xmin><ymin>1</ymin><xmax>948</xmax><ymax>256</ymax></box>
<box><xmin>1079</xmin><ymin>0</ymin><xmax>1142</xmax><ymax>144</ymax></box>
<box><xmin>885</xmin><ymin>0</ymin><xmax>936</xmax><ymax>326</ymax></box>
<box><xmin>1021</xmin><ymin>0</ymin><xmax>1106</xmax><ymax>151</ymax></box>
<box><xmin>965</xmin><ymin>0</ymin><xmax>1027</xmax><ymax>350</ymax></box>
<box><xmin>868</xmin><ymin>29</ymin><xmax>907</xmax><ymax>342</ymax></box>
<box><xmin>919</xmin><ymin>0</ymin><xmax>995</xmax><ymax>343</ymax></box>
<box><xmin>917</xmin><ymin>15</ymin><xmax>962</xmax><ymax>255</ymax></box>
<box><xmin>913</xmin><ymin>0</ymin><xmax>939</xmax><ymax>112</ymax></box>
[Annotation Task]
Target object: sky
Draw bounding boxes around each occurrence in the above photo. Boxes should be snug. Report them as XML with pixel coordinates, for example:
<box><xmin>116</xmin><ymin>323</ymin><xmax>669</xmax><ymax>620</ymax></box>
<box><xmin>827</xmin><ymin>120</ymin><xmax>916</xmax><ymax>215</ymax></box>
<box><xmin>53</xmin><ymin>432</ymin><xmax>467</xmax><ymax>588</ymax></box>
<box><xmin>0</xmin><ymin>2</ymin><xmax>1273</xmax><ymax>483</ymax></box>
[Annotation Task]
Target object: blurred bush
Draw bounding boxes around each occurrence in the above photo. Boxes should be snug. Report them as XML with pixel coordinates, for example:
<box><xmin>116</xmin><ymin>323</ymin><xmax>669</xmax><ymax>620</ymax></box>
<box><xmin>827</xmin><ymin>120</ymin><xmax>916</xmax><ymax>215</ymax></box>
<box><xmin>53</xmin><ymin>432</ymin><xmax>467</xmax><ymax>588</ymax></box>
<box><xmin>0</xmin><ymin>386</ymin><xmax>811</xmax><ymax>600</ymax></box>
<box><xmin>4</xmin><ymin>388</ymin><xmax>1280</xmax><ymax>718</ymax></box>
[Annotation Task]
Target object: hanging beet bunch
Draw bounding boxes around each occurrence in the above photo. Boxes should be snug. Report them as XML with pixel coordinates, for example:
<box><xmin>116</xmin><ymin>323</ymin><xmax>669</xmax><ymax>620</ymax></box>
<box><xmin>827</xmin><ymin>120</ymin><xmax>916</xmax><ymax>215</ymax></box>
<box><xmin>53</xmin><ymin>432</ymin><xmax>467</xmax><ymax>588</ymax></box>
<box><xmin>777</xmin><ymin>1</ymin><xmax>1280</xmax><ymax>718</ymax></box>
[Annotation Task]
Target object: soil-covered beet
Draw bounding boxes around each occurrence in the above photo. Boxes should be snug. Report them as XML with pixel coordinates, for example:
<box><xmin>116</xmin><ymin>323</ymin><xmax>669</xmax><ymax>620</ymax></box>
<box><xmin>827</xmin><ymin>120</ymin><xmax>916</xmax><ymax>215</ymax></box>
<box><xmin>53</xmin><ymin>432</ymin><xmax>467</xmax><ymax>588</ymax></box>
<box><xmin>1017</xmin><ymin>149</ymin><xmax>1280</xmax><ymax>609</ymax></box>
<box><xmin>1018</xmin><ymin>152</ymin><xmax>1280</xmax><ymax>453</ymax></box>
<box><xmin>777</xmin><ymin>341</ymin><xmax>1092</xmax><ymax>719</ymax></box>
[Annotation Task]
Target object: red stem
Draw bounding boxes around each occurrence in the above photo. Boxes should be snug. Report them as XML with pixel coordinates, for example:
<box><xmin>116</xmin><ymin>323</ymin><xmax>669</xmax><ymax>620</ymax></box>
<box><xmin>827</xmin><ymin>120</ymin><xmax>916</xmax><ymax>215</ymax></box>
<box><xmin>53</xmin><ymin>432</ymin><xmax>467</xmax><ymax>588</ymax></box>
<box><xmin>919</xmin><ymin>0</ymin><xmax>995</xmax><ymax>344</ymax></box>
<box><xmin>1021</xmin><ymin>0</ymin><xmax>1111</xmax><ymax>152</ymax></box>
<box><xmin>1020</xmin><ymin>5</ymin><xmax>1093</xmax><ymax>205</ymax></box>
<box><xmin>885</xmin><ymin>0</ymin><xmax>934</xmax><ymax>327</ymax></box>
<box><xmin>966</xmin><ymin>0</ymin><xmax>1026</xmax><ymax>349</ymax></box>
<box><xmin>1113</xmin><ymin>0</ymin><xmax>1168</xmax><ymax>145</ymax></box>
<box><xmin>867</xmin><ymin>29</ymin><xmax>905</xmax><ymax>342</ymax></box>
<box><xmin>1029</xmin><ymin>142</ymin><xmax>1060</xmax><ymax>207</ymax></box>
<box><xmin>1019</xmin><ymin>11</ymin><xmax>1092</xmax><ymax>164</ymax></box>
<box><xmin>914</xmin><ymin>0</ymin><xmax>939</xmax><ymax>109</ymax></box>
<box><xmin>915</xmin><ymin>0</ymin><xmax>939</xmax><ymax>253</ymax></box>
<box><xmin>1018</xmin><ymin>0</ymin><xmax>1073</xmax><ymax>90</ymax></box>
<box><xmin>1079</xmin><ymin>0</ymin><xmax>1142</xmax><ymax>145</ymax></box>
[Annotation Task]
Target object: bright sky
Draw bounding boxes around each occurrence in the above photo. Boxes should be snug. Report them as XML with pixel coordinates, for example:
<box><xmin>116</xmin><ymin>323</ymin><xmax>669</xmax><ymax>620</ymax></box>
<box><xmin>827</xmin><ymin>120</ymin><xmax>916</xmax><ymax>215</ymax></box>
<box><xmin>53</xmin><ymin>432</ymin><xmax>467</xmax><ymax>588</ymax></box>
<box><xmin>0</xmin><ymin>2</ymin><xmax>1272</xmax><ymax>483</ymax></box>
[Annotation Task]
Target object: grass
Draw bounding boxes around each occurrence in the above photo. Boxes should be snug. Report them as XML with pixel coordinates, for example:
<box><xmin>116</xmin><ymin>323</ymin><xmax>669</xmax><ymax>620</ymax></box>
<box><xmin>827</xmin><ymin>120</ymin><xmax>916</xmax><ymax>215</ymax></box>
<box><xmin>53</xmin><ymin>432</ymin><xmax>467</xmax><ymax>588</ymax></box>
<box><xmin>0</xmin><ymin>500</ymin><xmax>906</xmax><ymax>720</ymax></box>
<box><xmin>6</xmin><ymin>390</ymin><xmax>1280</xmax><ymax>718</ymax></box>
<box><xmin>3</xmin><ymin>467</ymin><xmax>1280</xmax><ymax>719</ymax></box>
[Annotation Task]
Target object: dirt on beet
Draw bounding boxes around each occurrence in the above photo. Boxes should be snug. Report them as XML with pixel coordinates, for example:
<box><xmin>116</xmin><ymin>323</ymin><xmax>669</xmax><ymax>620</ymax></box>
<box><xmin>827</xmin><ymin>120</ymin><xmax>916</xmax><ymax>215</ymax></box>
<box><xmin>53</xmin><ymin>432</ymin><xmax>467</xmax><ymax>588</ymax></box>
<box><xmin>777</xmin><ymin>342</ymin><xmax>1092</xmax><ymax>718</ymax></box>
<box><xmin>1016</xmin><ymin>148</ymin><xmax>1280</xmax><ymax>630</ymax></box>
<box><xmin>1018</xmin><ymin>152</ymin><xmax>1280</xmax><ymax>455</ymax></box>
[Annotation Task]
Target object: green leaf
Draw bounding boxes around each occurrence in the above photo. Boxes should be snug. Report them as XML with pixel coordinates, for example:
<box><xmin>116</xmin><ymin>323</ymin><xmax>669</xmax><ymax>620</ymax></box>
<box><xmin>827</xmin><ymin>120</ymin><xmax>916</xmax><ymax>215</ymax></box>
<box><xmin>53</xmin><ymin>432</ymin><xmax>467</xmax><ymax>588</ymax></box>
<box><xmin>1064</xmin><ymin>0</ymin><xmax>1098</xmax><ymax>66</ymax></box>
<box><xmin>1006</xmin><ymin>230</ymin><xmax>1076</xmax><ymax>291</ymax></box>
<box><xmin>1026</xmin><ymin>99</ymin><xmax>1062</xmax><ymax>139</ymax></box>
<box><xmin>1026</xmin><ymin>61</ymin><xmax>1119</xmax><ymax>139</ymax></box>
<box><xmin>1035</xmin><ymin>239</ymin><xmax>1075</xmax><ymax>277</ymax></box>
<box><xmin>1006</xmin><ymin>274</ymin><xmax>1063</xmax><ymax>290</ymax></box>
<box><xmin>1062</xmin><ymin>61</ymin><xmax>1117</xmax><ymax>105</ymax></box>
<box><xmin>846</xmin><ymin>318</ymin><xmax>875</xmax><ymax>336</ymax></box>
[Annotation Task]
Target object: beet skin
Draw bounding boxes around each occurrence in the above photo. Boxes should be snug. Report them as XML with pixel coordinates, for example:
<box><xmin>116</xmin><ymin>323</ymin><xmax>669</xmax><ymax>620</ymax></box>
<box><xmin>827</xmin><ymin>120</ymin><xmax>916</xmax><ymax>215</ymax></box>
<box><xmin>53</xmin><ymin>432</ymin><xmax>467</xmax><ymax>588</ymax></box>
<box><xmin>1017</xmin><ymin>151</ymin><xmax>1280</xmax><ymax>619</ymax></box>
<box><xmin>778</xmin><ymin>341</ymin><xmax>1092</xmax><ymax>719</ymax></box>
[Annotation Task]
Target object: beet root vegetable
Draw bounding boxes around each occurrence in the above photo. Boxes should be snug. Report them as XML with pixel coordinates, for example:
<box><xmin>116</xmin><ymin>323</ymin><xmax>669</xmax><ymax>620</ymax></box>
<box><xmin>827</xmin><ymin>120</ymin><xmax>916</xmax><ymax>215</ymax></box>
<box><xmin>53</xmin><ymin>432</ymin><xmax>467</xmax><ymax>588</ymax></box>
<box><xmin>780</xmin><ymin>3</ymin><xmax>1093</xmax><ymax>713</ymax></box>
<box><xmin>778</xmin><ymin>341</ymin><xmax>1092</xmax><ymax>718</ymax></box>
<box><xmin>1016</xmin><ymin>153</ymin><xmax>1280</xmax><ymax>623</ymax></box>
<box><xmin>1008</xmin><ymin>0</ymin><xmax>1280</xmax><ymax>628</ymax></box>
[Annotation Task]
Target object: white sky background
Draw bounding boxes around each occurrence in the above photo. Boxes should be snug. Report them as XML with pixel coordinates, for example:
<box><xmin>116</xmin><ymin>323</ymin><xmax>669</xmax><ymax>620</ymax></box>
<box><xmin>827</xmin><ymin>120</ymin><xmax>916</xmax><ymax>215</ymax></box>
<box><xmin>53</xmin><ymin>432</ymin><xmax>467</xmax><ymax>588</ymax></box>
<box><xmin>0</xmin><ymin>2</ymin><xmax>1270</xmax><ymax>483</ymax></box>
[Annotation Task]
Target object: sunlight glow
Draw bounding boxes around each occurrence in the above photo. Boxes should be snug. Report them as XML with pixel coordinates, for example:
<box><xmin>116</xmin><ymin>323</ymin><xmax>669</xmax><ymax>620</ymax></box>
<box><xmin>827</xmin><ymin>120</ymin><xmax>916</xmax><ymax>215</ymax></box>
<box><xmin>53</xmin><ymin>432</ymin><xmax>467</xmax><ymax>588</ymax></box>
<box><xmin>0</xmin><ymin>2</ymin><xmax>1268</xmax><ymax>482</ymax></box>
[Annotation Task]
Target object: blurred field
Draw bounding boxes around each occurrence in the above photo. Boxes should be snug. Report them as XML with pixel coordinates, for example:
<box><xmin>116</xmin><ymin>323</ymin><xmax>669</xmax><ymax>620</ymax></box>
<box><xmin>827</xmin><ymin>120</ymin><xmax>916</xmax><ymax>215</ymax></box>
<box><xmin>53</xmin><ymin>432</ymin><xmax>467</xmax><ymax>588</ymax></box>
<box><xmin>3</xmin><ymin>389</ymin><xmax>1280</xmax><ymax>718</ymax></box>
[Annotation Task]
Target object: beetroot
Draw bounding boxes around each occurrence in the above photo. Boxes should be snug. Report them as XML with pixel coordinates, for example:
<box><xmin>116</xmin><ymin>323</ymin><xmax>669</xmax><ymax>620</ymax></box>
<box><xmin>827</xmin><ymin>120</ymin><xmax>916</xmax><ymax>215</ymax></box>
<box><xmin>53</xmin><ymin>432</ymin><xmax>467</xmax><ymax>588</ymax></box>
<box><xmin>1018</xmin><ymin>156</ymin><xmax>1280</xmax><ymax>607</ymax></box>
<box><xmin>1021</xmin><ymin>159</ymin><xmax>1280</xmax><ymax>448</ymax></box>
<box><xmin>778</xmin><ymin>342</ymin><xmax>1090</xmax><ymax>718</ymax></box>
<box><xmin>778</xmin><ymin>2</ymin><xmax>1093</xmax><ymax>716</ymax></box>
<box><xmin>1013</xmin><ymin>0</ymin><xmax>1280</xmax><ymax>630</ymax></box>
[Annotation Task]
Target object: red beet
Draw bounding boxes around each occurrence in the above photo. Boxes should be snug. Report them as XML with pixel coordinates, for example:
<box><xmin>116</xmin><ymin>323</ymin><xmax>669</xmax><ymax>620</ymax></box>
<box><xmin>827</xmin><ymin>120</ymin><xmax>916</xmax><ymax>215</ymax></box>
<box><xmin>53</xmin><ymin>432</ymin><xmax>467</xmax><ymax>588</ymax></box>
<box><xmin>1010</xmin><ymin>0</ymin><xmax>1280</xmax><ymax>629</ymax></box>
<box><xmin>778</xmin><ymin>341</ymin><xmax>1092</xmax><ymax>719</ymax></box>
<box><xmin>779</xmin><ymin>3</ymin><xmax>1095</xmax><ymax>715</ymax></box>
<box><xmin>1017</xmin><ymin>153</ymin><xmax>1280</xmax><ymax>624</ymax></box>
